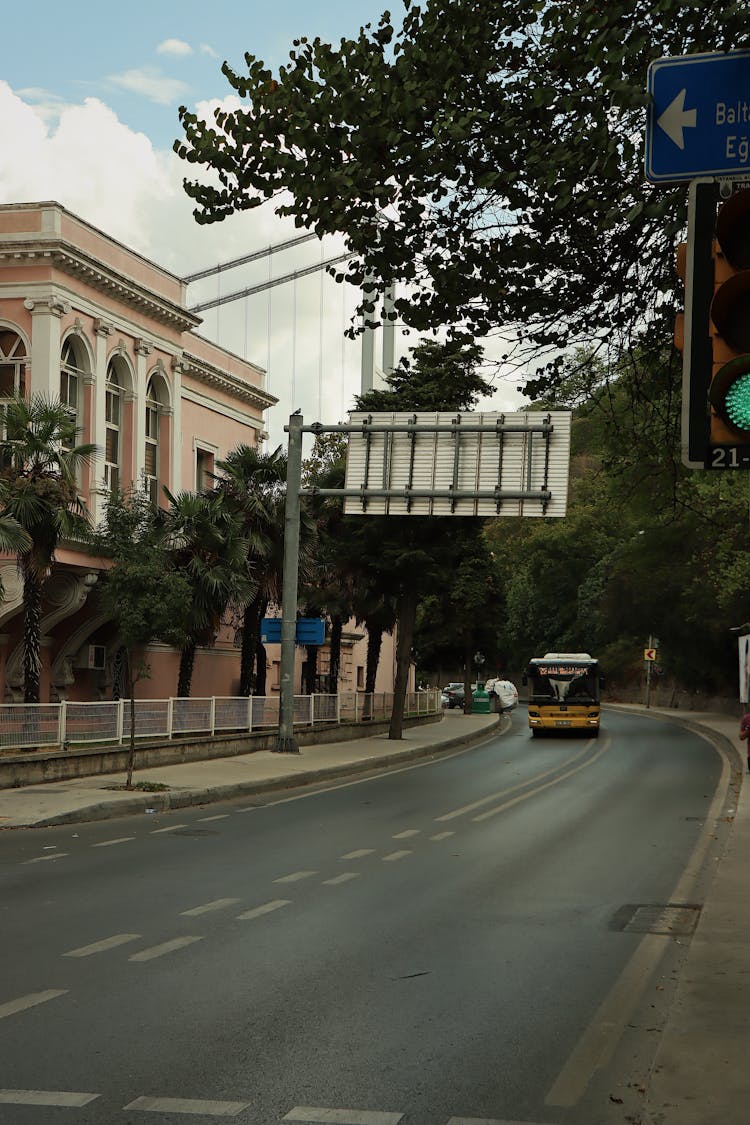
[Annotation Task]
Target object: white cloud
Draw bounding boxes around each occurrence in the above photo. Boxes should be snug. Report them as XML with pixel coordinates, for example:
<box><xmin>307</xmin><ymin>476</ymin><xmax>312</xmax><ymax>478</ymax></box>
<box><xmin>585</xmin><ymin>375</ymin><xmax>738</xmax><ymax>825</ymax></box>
<box><xmin>200</xmin><ymin>44</ymin><xmax>219</xmax><ymax>59</ymax></box>
<box><xmin>0</xmin><ymin>83</ymin><xmax>527</xmax><ymax>447</ymax></box>
<box><xmin>157</xmin><ymin>39</ymin><xmax>193</xmax><ymax>57</ymax></box>
<box><xmin>108</xmin><ymin>68</ymin><xmax>189</xmax><ymax>106</ymax></box>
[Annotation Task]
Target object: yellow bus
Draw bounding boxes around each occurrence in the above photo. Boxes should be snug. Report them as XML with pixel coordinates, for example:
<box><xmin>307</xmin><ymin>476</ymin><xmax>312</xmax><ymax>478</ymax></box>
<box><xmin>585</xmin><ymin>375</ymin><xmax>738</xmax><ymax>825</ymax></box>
<box><xmin>523</xmin><ymin>652</ymin><xmax>603</xmax><ymax>737</ymax></box>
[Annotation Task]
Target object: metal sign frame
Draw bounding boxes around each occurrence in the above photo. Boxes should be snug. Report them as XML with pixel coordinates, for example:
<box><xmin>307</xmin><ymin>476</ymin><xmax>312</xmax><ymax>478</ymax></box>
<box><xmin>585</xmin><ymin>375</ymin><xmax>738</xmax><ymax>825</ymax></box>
<box><xmin>274</xmin><ymin>412</ymin><xmax>571</xmax><ymax>752</ymax></box>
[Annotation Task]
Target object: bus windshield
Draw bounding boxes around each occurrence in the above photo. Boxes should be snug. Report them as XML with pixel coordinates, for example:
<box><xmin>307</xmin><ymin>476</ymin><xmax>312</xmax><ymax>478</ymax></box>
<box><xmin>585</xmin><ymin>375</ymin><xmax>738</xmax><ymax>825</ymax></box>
<box><xmin>527</xmin><ymin>663</ymin><xmax>600</xmax><ymax>705</ymax></box>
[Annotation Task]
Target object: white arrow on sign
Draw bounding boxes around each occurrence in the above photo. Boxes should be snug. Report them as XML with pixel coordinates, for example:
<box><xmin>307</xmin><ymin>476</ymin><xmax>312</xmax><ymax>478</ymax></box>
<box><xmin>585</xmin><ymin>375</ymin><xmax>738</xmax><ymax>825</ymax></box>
<box><xmin>657</xmin><ymin>88</ymin><xmax>697</xmax><ymax>150</ymax></box>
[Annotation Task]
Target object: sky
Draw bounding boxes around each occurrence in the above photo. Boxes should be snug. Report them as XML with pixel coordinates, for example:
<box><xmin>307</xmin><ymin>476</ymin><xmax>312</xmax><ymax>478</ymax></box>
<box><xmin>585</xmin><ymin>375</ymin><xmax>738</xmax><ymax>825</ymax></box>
<box><xmin>0</xmin><ymin>0</ymin><xmax>527</xmax><ymax>448</ymax></box>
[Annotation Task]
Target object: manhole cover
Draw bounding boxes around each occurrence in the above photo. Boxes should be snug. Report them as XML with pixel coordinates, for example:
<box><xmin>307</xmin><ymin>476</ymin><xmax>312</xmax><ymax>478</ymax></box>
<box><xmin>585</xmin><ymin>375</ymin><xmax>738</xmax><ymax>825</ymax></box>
<box><xmin>611</xmin><ymin>903</ymin><xmax>702</xmax><ymax>936</ymax></box>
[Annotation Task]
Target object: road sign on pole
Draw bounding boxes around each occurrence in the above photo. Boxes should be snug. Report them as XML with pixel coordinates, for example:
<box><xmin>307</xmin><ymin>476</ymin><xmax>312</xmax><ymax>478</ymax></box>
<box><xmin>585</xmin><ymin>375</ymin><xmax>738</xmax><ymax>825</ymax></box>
<box><xmin>644</xmin><ymin>648</ymin><xmax>657</xmax><ymax>662</ymax></box>
<box><xmin>646</xmin><ymin>50</ymin><xmax>750</xmax><ymax>183</ymax></box>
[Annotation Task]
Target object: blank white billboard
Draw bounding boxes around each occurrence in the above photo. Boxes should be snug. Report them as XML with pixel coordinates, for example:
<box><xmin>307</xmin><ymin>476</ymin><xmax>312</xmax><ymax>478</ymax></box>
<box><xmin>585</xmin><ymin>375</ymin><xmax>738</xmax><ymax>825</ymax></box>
<box><xmin>343</xmin><ymin>411</ymin><xmax>571</xmax><ymax>517</ymax></box>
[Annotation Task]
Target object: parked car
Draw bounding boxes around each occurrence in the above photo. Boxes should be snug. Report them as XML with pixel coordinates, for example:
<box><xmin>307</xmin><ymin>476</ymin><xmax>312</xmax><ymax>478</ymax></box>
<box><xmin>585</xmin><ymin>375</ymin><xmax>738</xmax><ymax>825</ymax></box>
<box><xmin>441</xmin><ymin>683</ymin><xmax>465</xmax><ymax>709</ymax></box>
<box><xmin>485</xmin><ymin>678</ymin><xmax>519</xmax><ymax>712</ymax></box>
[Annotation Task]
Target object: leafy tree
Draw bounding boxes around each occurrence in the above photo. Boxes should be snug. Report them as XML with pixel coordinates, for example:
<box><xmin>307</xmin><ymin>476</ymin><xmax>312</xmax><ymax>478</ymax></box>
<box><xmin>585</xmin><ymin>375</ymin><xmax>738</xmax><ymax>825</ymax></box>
<box><xmin>213</xmin><ymin>444</ymin><xmax>288</xmax><ymax>695</ymax></box>
<box><xmin>351</xmin><ymin>338</ymin><xmax>493</xmax><ymax>737</ymax></box>
<box><xmin>301</xmin><ymin>436</ymin><xmax>355</xmax><ymax>694</ymax></box>
<box><xmin>162</xmin><ymin>489</ymin><xmax>253</xmax><ymax>697</ymax></box>
<box><xmin>92</xmin><ymin>489</ymin><xmax>192</xmax><ymax>788</ymax></box>
<box><xmin>415</xmin><ymin>526</ymin><xmax>501</xmax><ymax>700</ymax></box>
<box><xmin>175</xmin><ymin>1</ymin><xmax>749</xmax><ymax>396</ymax></box>
<box><xmin>0</xmin><ymin>394</ymin><xmax>95</xmax><ymax>702</ymax></box>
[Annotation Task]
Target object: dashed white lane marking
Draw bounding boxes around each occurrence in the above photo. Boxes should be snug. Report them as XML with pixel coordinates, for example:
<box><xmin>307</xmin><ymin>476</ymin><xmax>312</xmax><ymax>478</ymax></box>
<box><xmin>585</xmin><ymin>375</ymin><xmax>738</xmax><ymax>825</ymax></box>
<box><xmin>0</xmin><ymin>1090</ymin><xmax>99</xmax><ymax>1107</ymax></box>
<box><xmin>392</xmin><ymin>829</ymin><xmax>420</xmax><ymax>839</ymax></box>
<box><xmin>64</xmin><ymin>934</ymin><xmax>140</xmax><ymax>958</ymax></box>
<box><xmin>236</xmin><ymin>899</ymin><xmax>291</xmax><ymax>921</ymax></box>
<box><xmin>340</xmin><ymin>849</ymin><xmax>375</xmax><ymax>860</ymax></box>
<box><xmin>23</xmin><ymin>853</ymin><xmax>69</xmax><ymax>864</ymax></box>
<box><xmin>382</xmin><ymin>850</ymin><xmax>411</xmax><ymax>862</ymax></box>
<box><xmin>430</xmin><ymin>831</ymin><xmax>455</xmax><ymax>841</ymax></box>
<box><xmin>322</xmin><ymin>872</ymin><xmax>360</xmax><ymax>886</ymax></box>
<box><xmin>124</xmin><ymin>1095</ymin><xmax>250</xmax><ymax>1115</ymax></box>
<box><xmin>283</xmin><ymin>1109</ymin><xmax>403</xmax><ymax>1124</ymax></box>
<box><xmin>180</xmin><ymin>898</ymin><xmax>241</xmax><ymax>917</ymax></box>
<box><xmin>274</xmin><ymin>870</ymin><xmax>317</xmax><ymax>883</ymax></box>
<box><xmin>92</xmin><ymin>837</ymin><xmax>135</xmax><ymax>848</ymax></box>
<box><xmin>150</xmin><ymin>823</ymin><xmax>189</xmax><ymax>834</ymax></box>
<box><xmin>197</xmin><ymin>814</ymin><xmax>229</xmax><ymax>822</ymax></box>
<box><xmin>0</xmin><ymin>991</ymin><xmax>67</xmax><ymax>1020</ymax></box>
<box><xmin>128</xmin><ymin>937</ymin><xmax>203</xmax><ymax>962</ymax></box>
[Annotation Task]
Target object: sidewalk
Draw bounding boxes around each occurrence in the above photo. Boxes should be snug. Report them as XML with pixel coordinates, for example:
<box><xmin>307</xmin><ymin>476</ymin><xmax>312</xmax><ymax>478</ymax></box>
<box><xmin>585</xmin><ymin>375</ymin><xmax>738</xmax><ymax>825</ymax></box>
<box><xmin>0</xmin><ymin>703</ymin><xmax>746</xmax><ymax>1122</ymax></box>
<box><xmin>0</xmin><ymin>710</ymin><xmax>501</xmax><ymax>830</ymax></box>
<box><xmin>618</xmin><ymin>705</ymin><xmax>750</xmax><ymax>1125</ymax></box>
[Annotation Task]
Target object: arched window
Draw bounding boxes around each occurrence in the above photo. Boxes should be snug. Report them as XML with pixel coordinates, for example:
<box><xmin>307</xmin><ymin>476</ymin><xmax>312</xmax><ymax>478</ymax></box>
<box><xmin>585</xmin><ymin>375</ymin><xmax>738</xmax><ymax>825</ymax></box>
<box><xmin>144</xmin><ymin>377</ymin><xmax>160</xmax><ymax>505</ymax></box>
<box><xmin>104</xmin><ymin>362</ymin><xmax>122</xmax><ymax>495</ymax></box>
<box><xmin>0</xmin><ymin>329</ymin><xmax>27</xmax><ymax>399</ymax></box>
<box><xmin>60</xmin><ymin>339</ymin><xmax>82</xmax><ymax>416</ymax></box>
<box><xmin>60</xmin><ymin>338</ymin><xmax>85</xmax><ymax>451</ymax></box>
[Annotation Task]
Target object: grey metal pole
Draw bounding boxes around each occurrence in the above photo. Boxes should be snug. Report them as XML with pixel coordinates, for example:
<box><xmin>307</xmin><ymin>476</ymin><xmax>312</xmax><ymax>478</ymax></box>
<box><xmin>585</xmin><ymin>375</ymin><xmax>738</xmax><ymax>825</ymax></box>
<box><xmin>645</xmin><ymin>634</ymin><xmax>652</xmax><ymax>710</ymax></box>
<box><xmin>382</xmin><ymin>282</ymin><xmax>395</xmax><ymax>378</ymax></box>
<box><xmin>274</xmin><ymin>412</ymin><xmax>304</xmax><ymax>753</ymax></box>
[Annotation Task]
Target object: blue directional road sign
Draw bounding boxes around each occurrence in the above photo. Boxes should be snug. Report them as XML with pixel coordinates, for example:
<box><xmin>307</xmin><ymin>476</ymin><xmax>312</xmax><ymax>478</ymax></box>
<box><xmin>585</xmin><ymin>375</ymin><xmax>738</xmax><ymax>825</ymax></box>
<box><xmin>646</xmin><ymin>50</ymin><xmax>750</xmax><ymax>183</ymax></box>
<box><xmin>260</xmin><ymin>617</ymin><xmax>325</xmax><ymax>645</ymax></box>
<box><xmin>260</xmin><ymin>617</ymin><xmax>282</xmax><ymax>644</ymax></box>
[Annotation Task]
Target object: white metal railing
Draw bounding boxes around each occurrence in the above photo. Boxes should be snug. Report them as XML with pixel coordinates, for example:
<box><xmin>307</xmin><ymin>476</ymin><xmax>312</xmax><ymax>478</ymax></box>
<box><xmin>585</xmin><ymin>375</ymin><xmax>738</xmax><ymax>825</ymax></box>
<box><xmin>0</xmin><ymin>690</ymin><xmax>442</xmax><ymax>753</ymax></box>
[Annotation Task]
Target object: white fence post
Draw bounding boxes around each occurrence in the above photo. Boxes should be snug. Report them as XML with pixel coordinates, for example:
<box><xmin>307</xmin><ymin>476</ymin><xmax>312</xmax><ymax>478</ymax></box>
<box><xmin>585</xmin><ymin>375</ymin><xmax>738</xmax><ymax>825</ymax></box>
<box><xmin>337</xmin><ymin>692</ymin><xmax>341</xmax><ymax>725</ymax></box>
<box><xmin>247</xmin><ymin>695</ymin><xmax>253</xmax><ymax>733</ymax></box>
<box><xmin>58</xmin><ymin>700</ymin><xmax>67</xmax><ymax>747</ymax></box>
<box><xmin>167</xmin><ymin>698</ymin><xmax>174</xmax><ymax>739</ymax></box>
<box><xmin>209</xmin><ymin>697</ymin><xmax>216</xmax><ymax>736</ymax></box>
<box><xmin>117</xmin><ymin>699</ymin><xmax>125</xmax><ymax>744</ymax></box>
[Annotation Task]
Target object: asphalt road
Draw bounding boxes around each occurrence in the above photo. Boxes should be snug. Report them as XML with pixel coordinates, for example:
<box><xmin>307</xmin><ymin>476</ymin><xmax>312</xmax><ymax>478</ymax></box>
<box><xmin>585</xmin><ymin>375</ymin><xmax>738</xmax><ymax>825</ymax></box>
<box><xmin>0</xmin><ymin>708</ymin><xmax>731</xmax><ymax>1125</ymax></box>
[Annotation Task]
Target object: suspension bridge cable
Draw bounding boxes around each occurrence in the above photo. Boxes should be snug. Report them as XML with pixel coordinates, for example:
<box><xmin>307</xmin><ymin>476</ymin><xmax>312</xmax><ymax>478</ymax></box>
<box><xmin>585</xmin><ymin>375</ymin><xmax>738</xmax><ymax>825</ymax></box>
<box><xmin>188</xmin><ymin>253</ymin><xmax>351</xmax><ymax>313</ymax></box>
<box><xmin>182</xmin><ymin>232</ymin><xmax>319</xmax><ymax>283</ymax></box>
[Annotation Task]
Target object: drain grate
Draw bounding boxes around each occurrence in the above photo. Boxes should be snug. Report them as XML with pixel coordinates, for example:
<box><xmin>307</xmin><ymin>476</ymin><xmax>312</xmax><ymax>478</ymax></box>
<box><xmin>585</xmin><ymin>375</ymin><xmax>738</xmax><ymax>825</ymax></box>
<box><xmin>610</xmin><ymin>903</ymin><xmax>702</xmax><ymax>936</ymax></box>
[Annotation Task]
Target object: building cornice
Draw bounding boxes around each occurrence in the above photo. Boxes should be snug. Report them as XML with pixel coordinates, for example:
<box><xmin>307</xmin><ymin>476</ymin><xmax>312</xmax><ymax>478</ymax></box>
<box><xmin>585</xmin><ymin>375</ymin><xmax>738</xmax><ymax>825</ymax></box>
<box><xmin>0</xmin><ymin>238</ymin><xmax>201</xmax><ymax>332</ymax></box>
<box><xmin>177</xmin><ymin>350</ymin><xmax>278</xmax><ymax>411</ymax></box>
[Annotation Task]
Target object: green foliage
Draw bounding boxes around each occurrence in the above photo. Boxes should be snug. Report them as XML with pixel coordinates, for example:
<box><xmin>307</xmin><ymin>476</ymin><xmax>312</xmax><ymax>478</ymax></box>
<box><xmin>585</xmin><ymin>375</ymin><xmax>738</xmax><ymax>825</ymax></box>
<box><xmin>482</xmin><ymin>346</ymin><xmax>750</xmax><ymax>695</ymax></box>
<box><xmin>175</xmin><ymin>1</ymin><xmax>750</xmax><ymax>392</ymax></box>
<box><xmin>354</xmin><ymin>339</ymin><xmax>491</xmax><ymax>412</ymax></box>
<box><xmin>92</xmin><ymin>488</ymin><xmax>192</xmax><ymax>657</ymax></box>
<box><xmin>0</xmin><ymin>394</ymin><xmax>96</xmax><ymax>701</ymax></box>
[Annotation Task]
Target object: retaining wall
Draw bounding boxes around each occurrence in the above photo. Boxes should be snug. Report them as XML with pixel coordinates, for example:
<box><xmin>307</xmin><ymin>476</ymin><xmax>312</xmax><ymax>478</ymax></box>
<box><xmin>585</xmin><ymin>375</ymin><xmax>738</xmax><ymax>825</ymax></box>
<box><xmin>0</xmin><ymin>713</ymin><xmax>441</xmax><ymax>789</ymax></box>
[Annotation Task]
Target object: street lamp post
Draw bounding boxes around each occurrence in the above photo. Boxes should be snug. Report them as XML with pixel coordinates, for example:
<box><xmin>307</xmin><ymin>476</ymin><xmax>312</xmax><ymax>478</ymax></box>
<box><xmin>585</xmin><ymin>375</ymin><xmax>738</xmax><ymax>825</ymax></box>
<box><xmin>474</xmin><ymin>651</ymin><xmax>485</xmax><ymax>688</ymax></box>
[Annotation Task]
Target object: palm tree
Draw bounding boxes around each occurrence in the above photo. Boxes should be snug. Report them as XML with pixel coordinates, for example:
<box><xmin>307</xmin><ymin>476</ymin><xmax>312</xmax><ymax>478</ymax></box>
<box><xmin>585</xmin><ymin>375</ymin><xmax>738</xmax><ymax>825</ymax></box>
<box><xmin>213</xmin><ymin>445</ymin><xmax>288</xmax><ymax>696</ymax></box>
<box><xmin>0</xmin><ymin>394</ymin><xmax>95</xmax><ymax>702</ymax></box>
<box><xmin>162</xmin><ymin>488</ymin><xmax>253</xmax><ymax>697</ymax></box>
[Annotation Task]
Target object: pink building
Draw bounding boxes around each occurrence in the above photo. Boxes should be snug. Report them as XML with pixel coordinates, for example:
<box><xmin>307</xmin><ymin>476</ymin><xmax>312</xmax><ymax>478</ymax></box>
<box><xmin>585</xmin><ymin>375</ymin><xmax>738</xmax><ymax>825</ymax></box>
<box><xmin>0</xmin><ymin>202</ymin><xmax>405</xmax><ymax>704</ymax></box>
<box><xmin>0</xmin><ymin>201</ymin><xmax>276</xmax><ymax>703</ymax></box>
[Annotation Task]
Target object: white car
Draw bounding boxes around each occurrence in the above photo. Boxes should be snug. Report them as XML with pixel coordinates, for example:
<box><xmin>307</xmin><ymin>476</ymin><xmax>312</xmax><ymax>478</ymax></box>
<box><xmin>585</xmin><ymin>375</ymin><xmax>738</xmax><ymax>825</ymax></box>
<box><xmin>485</xmin><ymin>679</ymin><xmax>519</xmax><ymax>712</ymax></box>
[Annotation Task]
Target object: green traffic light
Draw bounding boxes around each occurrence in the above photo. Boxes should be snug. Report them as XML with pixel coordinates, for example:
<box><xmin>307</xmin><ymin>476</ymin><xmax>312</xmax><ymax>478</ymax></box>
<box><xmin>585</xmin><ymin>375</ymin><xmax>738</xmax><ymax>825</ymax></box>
<box><xmin>725</xmin><ymin>372</ymin><xmax>750</xmax><ymax>431</ymax></box>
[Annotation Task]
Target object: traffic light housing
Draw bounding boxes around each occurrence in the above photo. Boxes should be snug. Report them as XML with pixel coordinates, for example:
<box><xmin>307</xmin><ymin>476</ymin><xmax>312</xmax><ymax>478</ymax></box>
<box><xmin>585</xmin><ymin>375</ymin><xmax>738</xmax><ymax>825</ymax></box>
<box><xmin>678</xmin><ymin>181</ymin><xmax>750</xmax><ymax>469</ymax></box>
<box><xmin>709</xmin><ymin>188</ymin><xmax>750</xmax><ymax>448</ymax></box>
<box><xmin>677</xmin><ymin>181</ymin><xmax>715</xmax><ymax>469</ymax></box>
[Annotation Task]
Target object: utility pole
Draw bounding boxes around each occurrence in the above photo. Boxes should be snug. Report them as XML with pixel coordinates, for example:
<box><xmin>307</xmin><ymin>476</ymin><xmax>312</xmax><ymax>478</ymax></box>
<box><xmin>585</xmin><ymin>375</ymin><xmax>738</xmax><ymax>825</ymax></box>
<box><xmin>274</xmin><ymin>412</ymin><xmax>304</xmax><ymax>753</ymax></box>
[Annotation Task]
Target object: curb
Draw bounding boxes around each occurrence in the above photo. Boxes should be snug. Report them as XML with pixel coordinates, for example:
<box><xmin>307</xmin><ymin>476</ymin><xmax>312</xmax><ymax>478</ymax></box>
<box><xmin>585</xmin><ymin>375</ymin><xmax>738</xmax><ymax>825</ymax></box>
<box><xmin>26</xmin><ymin>715</ymin><xmax>504</xmax><ymax>828</ymax></box>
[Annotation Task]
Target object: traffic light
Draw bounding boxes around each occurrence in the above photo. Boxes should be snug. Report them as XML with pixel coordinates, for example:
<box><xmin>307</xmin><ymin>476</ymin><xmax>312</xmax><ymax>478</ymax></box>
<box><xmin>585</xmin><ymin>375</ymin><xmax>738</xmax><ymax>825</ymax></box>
<box><xmin>677</xmin><ymin>180</ymin><xmax>715</xmax><ymax>469</ymax></box>
<box><xmin>709</xmin><ymin>187</ymin><xmax>750</xmax><ymax>450</ymax></box>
